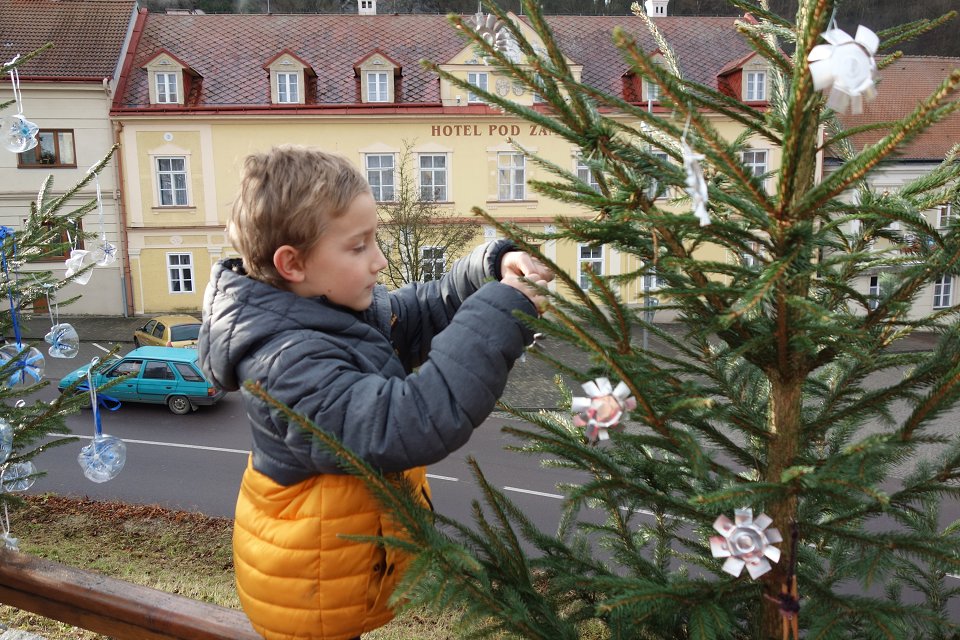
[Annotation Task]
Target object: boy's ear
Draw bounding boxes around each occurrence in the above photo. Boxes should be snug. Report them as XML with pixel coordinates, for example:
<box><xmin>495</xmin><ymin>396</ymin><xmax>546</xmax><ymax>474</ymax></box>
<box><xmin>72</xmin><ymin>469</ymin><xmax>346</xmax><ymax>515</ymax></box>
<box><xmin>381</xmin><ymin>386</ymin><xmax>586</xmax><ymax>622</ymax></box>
<box><xmin>273</xmin><ymin>245</ymin><xmax>305</xmax><ymax>283</ymax></box>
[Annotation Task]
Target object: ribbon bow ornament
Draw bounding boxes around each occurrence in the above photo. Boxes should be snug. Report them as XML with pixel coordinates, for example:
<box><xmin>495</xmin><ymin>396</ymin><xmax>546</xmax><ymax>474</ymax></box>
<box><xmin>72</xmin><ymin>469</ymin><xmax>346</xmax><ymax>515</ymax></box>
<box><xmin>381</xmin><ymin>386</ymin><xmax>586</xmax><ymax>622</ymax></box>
<box><xmin>808</xmin><ymin>25</ymin><xmax>879</xmax><ymax>115</ymax></box>
<box><xmin>571</xmin><ymin>377</ymin><xmax>637</xmax><ymax>443</ymax></box>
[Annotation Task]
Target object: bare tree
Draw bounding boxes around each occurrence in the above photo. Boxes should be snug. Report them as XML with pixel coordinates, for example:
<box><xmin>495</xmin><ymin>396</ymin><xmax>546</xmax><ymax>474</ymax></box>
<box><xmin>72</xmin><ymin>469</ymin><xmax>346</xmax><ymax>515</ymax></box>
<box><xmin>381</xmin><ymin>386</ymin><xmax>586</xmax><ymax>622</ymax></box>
<box><xmin>375</xmin><ymin>141</ymin><xmax>480</xmax><ymax>288</ymax></box>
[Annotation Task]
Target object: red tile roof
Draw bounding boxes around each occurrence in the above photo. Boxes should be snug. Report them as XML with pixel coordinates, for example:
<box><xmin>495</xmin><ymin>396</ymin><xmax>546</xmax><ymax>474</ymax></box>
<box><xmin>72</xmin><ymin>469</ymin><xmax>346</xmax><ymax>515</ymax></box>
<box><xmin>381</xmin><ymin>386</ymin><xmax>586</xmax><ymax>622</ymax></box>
<box><xmin>0</xmin><ymin>0</ymin><xmax>137</xmax><ymax>80</ymax></box>
<box><xmin>115</xmin><ymin>11</ymin><xmax>754</xmax><ymax>110</ymax></box>
<box><xmin>832</xmin><ymin>56</ymin><xmax>960</xmax><ymax>161</ymax></box>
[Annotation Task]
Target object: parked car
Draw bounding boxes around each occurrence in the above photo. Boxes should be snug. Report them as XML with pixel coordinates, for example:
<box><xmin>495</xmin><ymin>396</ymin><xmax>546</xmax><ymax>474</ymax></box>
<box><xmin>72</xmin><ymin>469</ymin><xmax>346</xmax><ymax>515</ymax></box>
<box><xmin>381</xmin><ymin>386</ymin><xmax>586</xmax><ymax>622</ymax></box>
<box><xmin>58</xmin><ymin>346</ymin><xmax>225</xmax><ymax>415</ymax></box>
<box><xmin>133</xmin><ymin>314</ymin><xmax>202</xmax><ymax>348</ymax></box>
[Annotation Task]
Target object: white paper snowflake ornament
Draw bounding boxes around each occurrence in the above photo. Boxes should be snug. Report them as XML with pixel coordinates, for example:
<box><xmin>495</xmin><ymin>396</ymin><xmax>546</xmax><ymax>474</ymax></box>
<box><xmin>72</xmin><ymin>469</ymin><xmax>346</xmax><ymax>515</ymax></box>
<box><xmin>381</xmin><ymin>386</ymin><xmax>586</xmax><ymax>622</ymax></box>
<box><xmin>808</xmin><ymin>25</ymin><xmax>879</xmax><ymax>115</ymax></box>
<box><xmin>710</xmin><ymin>508</ymin><xmax>783</xmax><ymax>579</ymax></box>
<box><xmin>571</xmin><ymin>377</ymin><xmax>637</xmax><ymax>443</ymax></box>
<box><xmin>1</xmin><ymin>114</ymin><xmax>38</xmax><ymax>153</ymax></box>
<box><xmin>680</xmin><ymin>138</ymin><xmax>711</xmax><ymax>226</ymax></box>
<box><xmin>64</xmin><ymin>249</ymin><xmax>96</xmax><ymax>285</ymax></box>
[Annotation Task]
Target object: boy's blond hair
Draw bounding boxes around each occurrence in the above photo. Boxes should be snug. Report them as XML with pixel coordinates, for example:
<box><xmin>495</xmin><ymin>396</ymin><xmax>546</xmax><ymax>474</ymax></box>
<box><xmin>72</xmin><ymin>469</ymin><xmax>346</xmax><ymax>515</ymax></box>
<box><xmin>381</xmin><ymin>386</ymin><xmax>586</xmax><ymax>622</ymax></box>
<box><xmin>229</xmin><ymin>145</ymin><xmax>372</xmax><ymax>288</ymax></box>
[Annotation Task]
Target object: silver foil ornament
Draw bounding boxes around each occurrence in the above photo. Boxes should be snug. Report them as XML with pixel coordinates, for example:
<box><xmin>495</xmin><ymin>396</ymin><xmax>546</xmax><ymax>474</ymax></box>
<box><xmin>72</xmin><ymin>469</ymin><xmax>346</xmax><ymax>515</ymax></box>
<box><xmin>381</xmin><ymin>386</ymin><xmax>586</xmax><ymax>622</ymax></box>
<box><xmin>710</xmin><ymin>507</ymin><xmax>783</xmax><ymax>579</ymax></box>
<box><xmin>571</xmin><ymin>377</ymin><xmax>637</xmax><ymax>443</ymax></box>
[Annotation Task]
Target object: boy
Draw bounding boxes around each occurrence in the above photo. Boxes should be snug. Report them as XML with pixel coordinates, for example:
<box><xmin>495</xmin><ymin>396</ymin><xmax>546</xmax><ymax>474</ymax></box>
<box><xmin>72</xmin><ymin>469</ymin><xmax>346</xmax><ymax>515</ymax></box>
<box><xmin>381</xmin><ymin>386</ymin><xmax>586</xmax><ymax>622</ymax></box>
<box><xmin>199</xmin><ymin>145</ymin><xmax>551</xmax><ymax>640</ymax></box>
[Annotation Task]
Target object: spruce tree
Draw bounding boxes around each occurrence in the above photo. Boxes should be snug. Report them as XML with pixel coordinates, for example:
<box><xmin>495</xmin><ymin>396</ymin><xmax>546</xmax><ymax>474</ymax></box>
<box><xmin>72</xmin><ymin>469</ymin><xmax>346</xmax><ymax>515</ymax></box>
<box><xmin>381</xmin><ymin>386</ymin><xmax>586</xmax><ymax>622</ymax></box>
<box><xmin>253</xmin><ymin>0</ymin><xmax>960</xmax><ymax>637</ymax></box>
<box><xmin>0</xmin><ymin>49</ymin><xmax>115</xmax><ymax>527</ymax></box>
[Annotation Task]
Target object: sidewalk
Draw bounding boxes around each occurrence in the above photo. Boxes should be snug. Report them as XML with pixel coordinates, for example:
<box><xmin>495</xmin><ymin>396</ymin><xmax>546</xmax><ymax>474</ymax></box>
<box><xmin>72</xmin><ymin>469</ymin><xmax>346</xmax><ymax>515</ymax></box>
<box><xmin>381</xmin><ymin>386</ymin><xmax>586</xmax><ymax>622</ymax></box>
<box><xmin>14</xmin><ymin>315</ymin><xmax>941</xmax><ymax>410</ymax></box>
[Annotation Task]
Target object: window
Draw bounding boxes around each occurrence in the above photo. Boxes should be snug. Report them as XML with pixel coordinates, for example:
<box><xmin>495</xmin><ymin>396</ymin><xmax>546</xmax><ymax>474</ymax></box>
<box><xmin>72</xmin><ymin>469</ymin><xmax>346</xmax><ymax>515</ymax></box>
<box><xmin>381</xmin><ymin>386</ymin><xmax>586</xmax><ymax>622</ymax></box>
<box><xmin>938</xmin><ymin>204</ymin><xmax>954</xmax><ymax>229</ymax></box>
<box><xmin>497</xmin><ymin>152</ymin><xmax>525</xmax><ymax>201</ymax></box>
<box><xmin>367</xmin><ymin>71</ymin><xmax>389</xmax><ymax>103</ymax></box>
<box><xmin>421</xmin><ymin>246</ymin><xmax>445</xmax><ymax>282</ymax></box>
<box><xmin>276</xmin><ymin>72</ymin><xmax>299</xmax><ymax>103</ymax></box>
<box><xmin>156</xmin><ymin>157</ymin><xmax>188</xmax><ymax>206</ymax></box>
<box><xmin>419</xmin><ymin>154</ymin><xmax>447</xmax><ymax>201</ymax></box>
<box><xmin>467</xmin><ymin>72</ymin><xmax>488</xmax><ymax>104</ymax></box>
<box><xmin>143</xmin><ymin>361</ymin><xmax>175</xmax><ymax>380</ymax></box>
<box><xmin>741</xmin><ymin>241</ymin><xmax>762</xmax><ymax>269</ymax></box>
<box><xmin>934</xmin><ymin>275</ymin><xmax>953</xmax><ymax>309</ymax></box>
<box><xmin>18</xmin><ymin>130</ymin><xmax>76</xmax><ymax>167</ymax></box>
<box><xmin>648</xmin><ymin>150</ymin><xmax>669</xmax><ymax>199</ymax></box>
<box><xmin>576</xmin><ymin>157</ymin><xmax>600</xmax><ymax>192</ymax></box>
<box><xmin>578</xmin><ymin>244</ymin><xmax>603</xmax><ymax>289</ymax></box>
<box><xmin>175</xmin><ymin>362</ymin><xmax>204</xmax><ymax>382</ymax></box>
<box><xmin>746</xmin><ymin>71</ymin><xmax>766</xmax><ymax>101</ymax></box>
<box><xmin>868</xmin><ymin>275</ymin><xmax>880</xmax><ymax>310</ymax></box>
<box><xmin>155</xmin><ymin>72</ymin><xmax>178</xmax><ymax>104</ymax></box>
<box><xmin>643</xmin><ymin>78</ymin><xmax>660</xmax><ymax>102</ymax></box>
<box><xmin>742</xmin><ymin>150</ymin><xmax>768</xmax><ymax>186</ymax></box>
<box><xmin>366</xmin><ymin>154</ymin><xmax>395</xmax><ymax>201</ymax></box>
<box><xmin>109</xmin><ymin>360</ymin><xmax>142</xmax><ymax>378</ymax></box>
<box><xmin>167</xmin><ymin>252</ymin><xmax>194</xmax><ymax>294</ymax></box>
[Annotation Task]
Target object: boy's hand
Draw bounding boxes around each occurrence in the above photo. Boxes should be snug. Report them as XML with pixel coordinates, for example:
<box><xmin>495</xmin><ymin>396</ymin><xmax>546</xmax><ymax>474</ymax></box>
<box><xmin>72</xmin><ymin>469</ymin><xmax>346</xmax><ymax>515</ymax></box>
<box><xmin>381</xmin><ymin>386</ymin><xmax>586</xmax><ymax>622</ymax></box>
<box><xmin>502</xmin><ymin>274</ymin><xmax>549</xmax><ymax>314</ymax></box>
<box><xmin>500</xmin><ymin>251</ymin><xmax>555</xmax><ymax>284</ymax></box>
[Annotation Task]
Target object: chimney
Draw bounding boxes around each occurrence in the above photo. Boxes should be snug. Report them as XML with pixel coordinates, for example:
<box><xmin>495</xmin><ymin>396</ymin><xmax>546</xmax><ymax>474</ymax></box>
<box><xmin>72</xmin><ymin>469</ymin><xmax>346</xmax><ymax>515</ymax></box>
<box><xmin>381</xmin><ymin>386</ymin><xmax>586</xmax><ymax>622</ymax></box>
<box><xmin>644</xmin><ymin>0</ymin><xmax>668</xmax><ymax>17</ymax></box>
<box><xmin>358</xmin><ymin>0</ymin><xmax>376</xmax><ymax>15</ymax></box>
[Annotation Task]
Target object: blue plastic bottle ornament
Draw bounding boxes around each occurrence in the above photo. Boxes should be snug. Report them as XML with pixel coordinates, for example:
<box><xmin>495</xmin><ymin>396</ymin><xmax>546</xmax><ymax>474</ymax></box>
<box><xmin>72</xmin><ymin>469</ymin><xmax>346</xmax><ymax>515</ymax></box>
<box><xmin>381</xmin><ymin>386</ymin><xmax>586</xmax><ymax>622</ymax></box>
<box><xmin>76</xmin><ymin>358</ymin><xmax>126</xmax><ymax>483</ymax></box>
<box><xmin>0</xmin><ymin>417</ymin><xmax>11</xmax><ymax>465</ymax></box>
<box><xmin>0</xmin><ymin>343</ymin><xmax>44</xmax><ymax>387</ymax></box>
<box><xmin>1</xmin><ymin>114</ymin><xmax>39</xmax><ymax>153</ymax></box>
<box><xmin>1</xmin><ymin>460</ymin><xmax>37</xmax><ymax>492</ymax></box>
<box><xmin>45</xmin><ymin>324</ymin><xmax>80</xmax><ymax>358</ymax></box>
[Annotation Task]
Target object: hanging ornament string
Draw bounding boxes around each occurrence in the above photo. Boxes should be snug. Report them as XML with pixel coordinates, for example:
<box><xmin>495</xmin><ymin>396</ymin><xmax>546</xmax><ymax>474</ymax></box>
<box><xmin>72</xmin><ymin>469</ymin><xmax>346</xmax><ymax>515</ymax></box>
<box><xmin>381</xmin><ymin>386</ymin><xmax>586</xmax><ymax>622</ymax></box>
<box><xmin>0</xmin><ymin>226</ymin><xmax>44</xmax><ymax>387</ymax></box>
<box><xmin>1</xmin><ymin>502</ymin><xmax>17</xmax><ymax>551</ymax></box>
<box><xmin>76</xmin><ymin>357</ymin><xmax>125</xmax><ymax>483</ymax></box>
<box><xmin>43</xmin><ymin>285</ymin><xmax>79</xmax><ymax>358</ymax></box>
<box><xmin>1</xmin><ymin>56</ymin><xmax>39</xmax><ymax>154</ymax></box>
<box><xmin>90</xmin><ymin>171</ymin><xmax>116</xmax><ymax>267</ymax></box>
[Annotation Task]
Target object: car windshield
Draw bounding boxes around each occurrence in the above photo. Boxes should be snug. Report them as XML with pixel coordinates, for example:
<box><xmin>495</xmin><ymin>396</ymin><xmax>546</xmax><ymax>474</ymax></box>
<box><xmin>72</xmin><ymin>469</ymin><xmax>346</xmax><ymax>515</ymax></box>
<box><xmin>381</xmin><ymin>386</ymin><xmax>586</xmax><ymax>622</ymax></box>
<box><xmin>170</xmin><ymin>324</ymin><xmax>201</xmax><ymax>342</ymax></box>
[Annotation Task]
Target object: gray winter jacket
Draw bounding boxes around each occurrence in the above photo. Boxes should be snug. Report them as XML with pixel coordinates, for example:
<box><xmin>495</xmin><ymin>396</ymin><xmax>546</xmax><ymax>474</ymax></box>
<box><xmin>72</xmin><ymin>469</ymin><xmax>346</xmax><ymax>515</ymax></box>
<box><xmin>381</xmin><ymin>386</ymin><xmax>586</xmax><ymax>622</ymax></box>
<box><xmin>199</xmin><ymin>240</ymin><xmax>536</xmax><ymax>486</ymax></box>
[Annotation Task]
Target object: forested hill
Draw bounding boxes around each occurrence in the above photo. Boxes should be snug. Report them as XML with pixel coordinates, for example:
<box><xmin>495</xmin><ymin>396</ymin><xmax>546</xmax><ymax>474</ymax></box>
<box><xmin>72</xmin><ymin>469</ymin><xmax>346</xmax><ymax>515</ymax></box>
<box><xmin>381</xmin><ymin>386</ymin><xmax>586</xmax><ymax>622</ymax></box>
<box><xmin>143</xmin><ymin>0</ymin><xmax>958</xmax><ymax>57</ymax></box>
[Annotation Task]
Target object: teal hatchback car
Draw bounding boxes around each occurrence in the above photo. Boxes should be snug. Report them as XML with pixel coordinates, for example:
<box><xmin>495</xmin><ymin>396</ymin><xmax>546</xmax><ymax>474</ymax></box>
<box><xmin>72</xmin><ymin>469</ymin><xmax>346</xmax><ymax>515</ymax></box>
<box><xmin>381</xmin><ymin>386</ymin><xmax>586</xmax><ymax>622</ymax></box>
<box><xmin>58</xmin><ymin>346</ymin><xmax>225</xmax><ymax>415</ymax></box>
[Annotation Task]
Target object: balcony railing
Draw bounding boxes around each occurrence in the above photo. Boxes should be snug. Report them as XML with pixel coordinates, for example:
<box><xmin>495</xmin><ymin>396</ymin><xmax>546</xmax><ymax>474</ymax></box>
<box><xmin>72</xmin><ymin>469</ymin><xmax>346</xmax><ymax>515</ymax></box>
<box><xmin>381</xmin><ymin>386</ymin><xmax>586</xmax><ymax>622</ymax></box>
<box><xmin>0</xmin><ymin>548</ymin><xmax>260</xmax><ymax>640</ymax></box>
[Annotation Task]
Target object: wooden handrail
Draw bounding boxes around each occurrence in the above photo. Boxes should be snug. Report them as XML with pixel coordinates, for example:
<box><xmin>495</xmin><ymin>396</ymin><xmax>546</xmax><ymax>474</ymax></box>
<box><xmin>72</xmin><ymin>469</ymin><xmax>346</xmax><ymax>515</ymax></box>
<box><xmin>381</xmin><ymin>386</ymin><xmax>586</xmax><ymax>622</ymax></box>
<box><xmin>0</xmin><ymin>548</ymin><xmax>261</xmax><ymax>640</ymax></box>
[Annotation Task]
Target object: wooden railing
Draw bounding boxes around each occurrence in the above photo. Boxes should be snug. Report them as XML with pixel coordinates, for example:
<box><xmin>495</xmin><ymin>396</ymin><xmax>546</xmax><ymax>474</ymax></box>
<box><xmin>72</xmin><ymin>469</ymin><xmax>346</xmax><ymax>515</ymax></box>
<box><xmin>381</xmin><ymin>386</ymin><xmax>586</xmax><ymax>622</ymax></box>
<box><xmin>0</xmin><ymin>548</ymin><xmax>260</xmax><ymax>640</ymax></box>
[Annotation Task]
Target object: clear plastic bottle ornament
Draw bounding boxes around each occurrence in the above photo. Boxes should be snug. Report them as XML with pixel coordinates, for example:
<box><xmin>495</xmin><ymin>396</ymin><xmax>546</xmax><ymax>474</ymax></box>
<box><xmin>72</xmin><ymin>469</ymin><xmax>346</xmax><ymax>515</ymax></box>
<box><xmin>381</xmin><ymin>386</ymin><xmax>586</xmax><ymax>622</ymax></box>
<box><xmin>93</xmin><ymin>241</ymin><xmax>117</xmax><ymax>267</ymax></box>
<box><xmin>45</xmin><ymin>323</ymin><xmax>80</xmax><ymax>359</ymax></box>
<box><xmin>0</xmin><ymin>417</ymin><xmax>11</xmax><ymax>465</ymax></box>
<box><xmin>0</xmin><ymin>343</ymin><xmax>45</xmax><ymax>387</ymax></box>
<box><xmin>1</xmin><ymin>460</ymin><xmax>37</xmax><ymax>492</ymax></box>
<box><xmin>78</xmin><ymin>435</ymin><xmax>126</xmax><ymax>483</ymax></box>
<box><xmin>64</xmin><ymin>249</ymin><xmax>96</xmax><ymax>285</ymax></box>
<box><xmin>1</xmin><ymin>114</ymin><xmax>39</xmax><ymax>153</ymax></box>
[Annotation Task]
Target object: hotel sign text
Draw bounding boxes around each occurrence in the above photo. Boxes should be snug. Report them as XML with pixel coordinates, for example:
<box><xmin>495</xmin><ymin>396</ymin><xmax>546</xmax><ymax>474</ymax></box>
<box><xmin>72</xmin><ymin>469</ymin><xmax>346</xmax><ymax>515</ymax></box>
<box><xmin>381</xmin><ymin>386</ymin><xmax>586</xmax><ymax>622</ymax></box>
<box><xmin>430</xmin><ymin>124</ymin><xmax>553</xmax><ymax>137</ymax></box>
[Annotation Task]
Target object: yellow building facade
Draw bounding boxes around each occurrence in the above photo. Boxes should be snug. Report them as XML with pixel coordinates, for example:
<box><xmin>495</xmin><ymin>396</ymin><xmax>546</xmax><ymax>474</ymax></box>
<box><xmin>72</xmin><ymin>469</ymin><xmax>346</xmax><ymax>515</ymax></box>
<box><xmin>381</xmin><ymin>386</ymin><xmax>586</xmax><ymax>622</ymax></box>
<box><xmin>112</xmin><ymin>6</ymin><xmax>770</xmax><ymax>316</ymax></box>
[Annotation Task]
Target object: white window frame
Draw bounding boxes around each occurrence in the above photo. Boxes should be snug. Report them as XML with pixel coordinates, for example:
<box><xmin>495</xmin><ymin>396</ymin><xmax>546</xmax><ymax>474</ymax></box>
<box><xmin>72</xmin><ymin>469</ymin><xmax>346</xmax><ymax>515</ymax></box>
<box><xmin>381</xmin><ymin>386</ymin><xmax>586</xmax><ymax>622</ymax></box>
<box><xmin>498</xmin><ymin>152</ymin><xmax>525</xmax><ymax>201</ymax></box>
<box><xmin>467</xmin><ymin>72</ymin><xmax>488</xmax><ymax>104</ymax></box>
<box><xmin>742</xmin><ymin>149</ymin><xmax>768</xmax><ymax>189</ymax></box>
<box><xmin>155</xmin><ymin>72</ymin><xmax>179</xmax><ymax>104</ymax></box>
<box><xmin>649</xmin><ymin>150</ymin><xmax>669</xmax><ymax>199</ymax></box>
<box><xmin>746</xmin><ymin>70</ymin><xmax>767</xmax><ymax>101</ymax></box>
<box><xmin>643</xmin><ymin>78</ymin><xmax>660</xmax><ymax>102</ymax></box>
<box><xmin>420</xmin><ymin>246</ymin><xmax>445</xmax><ymax>282</ymax></box>
<box><xmin>934</xmin><ymin>275</ymin><xmax>953</xmax><ymax>309</ymax></box>
<box><xmin>576</xmin><ymin>156</ymin><xmax>600</xmax><ymax>192</ymax></box>
<box><xmin>578</xmin><ymin>244</ymin><xmax>603</xmax><ymax>290</ymax></box>
<box><xmin>868</xmin><ymin>275</ymin><xmax>880</xmax><ymax>310</ymax></box>
<box><xmin>167</xmin><ymin>252</ymin><xmax>194</xmax><ymax>294</ymax></box>
<box><xmin>276</xmin><ymin>72</ymin><xmax>299</xmax><ymax>103</ymax></box>
<box><xmin>741</xmin><ymin>241</ymin><xmax>762</xmax><ymax>268</ymax></box>
<box><xmin>155</xmin><ymin>156</ymin><xmax>189</xmax><ymax>207</ymax></box>
<box><xmin>367</xmin><ymin>71</ymin><xmax>389</xmax><ymax>103</ymax></box>
<box><xmin>366</xmin><ymin>154</ymin><xmax>395</xmax><ymax>202</ymax></box>
<box><xmin>418</xmin><ymin>154</ymin><xmax>447</xmax><ymax>201</ymax></box>
<box><xmin>938</xmin><ymin>204</ymin><xmax>954</xmax><ymax>229</ymax></box>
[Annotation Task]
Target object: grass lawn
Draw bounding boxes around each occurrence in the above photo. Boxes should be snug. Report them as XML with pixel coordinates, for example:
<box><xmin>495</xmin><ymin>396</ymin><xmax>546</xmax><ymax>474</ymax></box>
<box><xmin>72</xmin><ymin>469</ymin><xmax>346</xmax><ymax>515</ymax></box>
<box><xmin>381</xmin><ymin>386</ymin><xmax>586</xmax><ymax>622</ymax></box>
<box><xmin>0</xmin><ymin>494</ymin><xmax>464</xmax><ymax>640</ymax></box>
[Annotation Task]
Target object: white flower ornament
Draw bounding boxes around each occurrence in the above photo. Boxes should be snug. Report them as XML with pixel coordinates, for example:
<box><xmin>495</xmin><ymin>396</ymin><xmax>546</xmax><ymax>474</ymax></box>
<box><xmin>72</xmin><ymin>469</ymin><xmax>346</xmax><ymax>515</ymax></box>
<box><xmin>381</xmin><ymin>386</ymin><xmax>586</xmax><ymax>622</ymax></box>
<box><xmin>681</xmin><ymin>138</ymin><xmax>710</xmax><ymax>226</ymax></box>
<box><xmin>808</xmin><ymin>25</ymin><xmax>879</xmax><ymax>115</ymax></box>
<box><xmin>710</xmin><ymin>507</ymin><xmax>783</xmax><ymax>579</ymax></box>
<box><xmin>571</xmin><ymin>377</ymin><xmax>637</xmax><ymax>443</ymax></box>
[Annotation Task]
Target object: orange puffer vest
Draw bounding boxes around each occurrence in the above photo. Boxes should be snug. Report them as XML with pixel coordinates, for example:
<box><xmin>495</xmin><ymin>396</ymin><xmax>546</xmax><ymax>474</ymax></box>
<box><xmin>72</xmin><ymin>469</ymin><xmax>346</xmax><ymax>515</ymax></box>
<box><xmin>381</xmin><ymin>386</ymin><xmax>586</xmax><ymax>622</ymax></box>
<box><xmin>233</xmin><ymin>456</ymin><xmax>431</xmax><ymax>640</ymax></box>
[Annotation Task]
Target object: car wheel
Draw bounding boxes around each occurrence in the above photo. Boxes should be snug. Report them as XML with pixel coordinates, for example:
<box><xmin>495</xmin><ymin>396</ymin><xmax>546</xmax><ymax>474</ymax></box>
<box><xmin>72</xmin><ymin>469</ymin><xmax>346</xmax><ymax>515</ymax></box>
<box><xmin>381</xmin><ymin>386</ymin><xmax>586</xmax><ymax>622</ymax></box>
<box><xmin>133</xmin><ymin>337</ymin><xmax>141</xmax><ymax>347</ymax></box>
<box><xmin>167</xmin><ymin>395</ymin><xmax>192</xmax><ymax>415</ymax></box>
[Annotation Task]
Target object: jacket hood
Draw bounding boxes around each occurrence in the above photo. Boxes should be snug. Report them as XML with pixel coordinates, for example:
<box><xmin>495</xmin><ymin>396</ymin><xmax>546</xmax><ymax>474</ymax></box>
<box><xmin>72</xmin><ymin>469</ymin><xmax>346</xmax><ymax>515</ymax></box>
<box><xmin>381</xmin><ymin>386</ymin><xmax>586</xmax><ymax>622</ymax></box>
<box><xmin>198</xmin><ymin>259</ymin><xmax>390</xmax><ymax>391</ymax></box>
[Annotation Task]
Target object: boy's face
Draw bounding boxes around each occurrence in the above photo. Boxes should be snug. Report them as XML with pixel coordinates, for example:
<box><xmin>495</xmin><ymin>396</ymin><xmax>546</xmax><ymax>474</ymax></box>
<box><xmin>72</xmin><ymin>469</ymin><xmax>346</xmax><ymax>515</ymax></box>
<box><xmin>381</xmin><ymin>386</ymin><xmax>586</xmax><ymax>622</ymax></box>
<box><xmin>287</xmin><ymin>192</ymin><xmax>387</xmax><ymax>311</ymax></box>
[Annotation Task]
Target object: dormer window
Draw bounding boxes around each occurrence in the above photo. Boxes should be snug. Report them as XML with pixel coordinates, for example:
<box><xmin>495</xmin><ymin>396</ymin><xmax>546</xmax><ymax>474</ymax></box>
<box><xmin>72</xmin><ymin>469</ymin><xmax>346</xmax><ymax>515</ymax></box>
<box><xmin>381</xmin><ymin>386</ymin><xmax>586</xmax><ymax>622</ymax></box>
<box><xmin>264</xmin><ymin>51</ymin><xmax>314</xmax><ymax>106</ymax></box>
<box><xmin>144</xmin><ymin>51</ymin><xmax>198</xmax><ymax>107</ymax></box>
<box><xmin>356</xmin><ymin>52</ymin><xmax>400</xmax><ymax>104</ymax></box>
<box><xmin>467</xmin><ymin>71</ymin><xmax>488</xmax><ymax>103</ymax></box>
<box><xmin>746</xmin><ymin>70</ymin><xmax>766</xmax><ymax>101</ymax></box>
<box><xmin>277</xmin><ymin>72</ymin><xmax>299</xmax><ymax>103</ymax></box>
<box><xmin>643</xmin><ymin>78</ymin><xmax>660</xmax><ymax>102</ymax></box>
